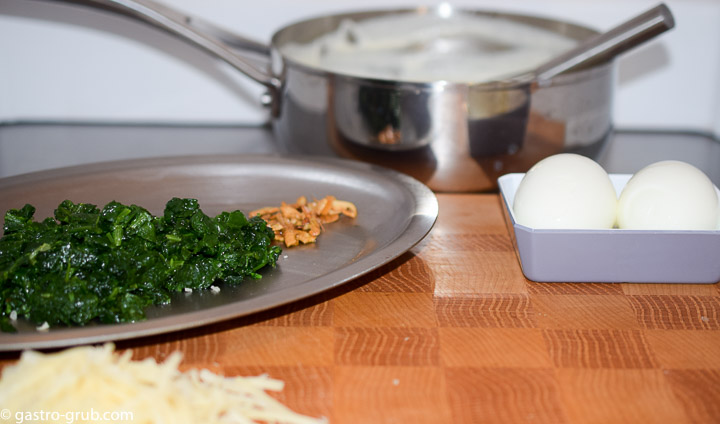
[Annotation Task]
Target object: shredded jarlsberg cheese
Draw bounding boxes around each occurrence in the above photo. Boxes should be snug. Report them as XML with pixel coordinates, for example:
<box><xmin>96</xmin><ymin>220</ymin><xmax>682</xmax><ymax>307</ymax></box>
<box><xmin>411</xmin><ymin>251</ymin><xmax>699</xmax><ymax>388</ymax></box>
<box><xmin>0</xmin><ymin>344</ymin><xmax>326</xmax><ymax>424</ymax></box>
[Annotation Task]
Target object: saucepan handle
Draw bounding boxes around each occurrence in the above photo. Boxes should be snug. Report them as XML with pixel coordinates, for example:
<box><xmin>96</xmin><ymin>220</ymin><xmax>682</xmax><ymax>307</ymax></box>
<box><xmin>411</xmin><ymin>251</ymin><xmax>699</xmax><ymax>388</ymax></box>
<box><xmin>42</xmin><ymin>0</ymin><xmax>281</xmax><ymax>104</ymax></box>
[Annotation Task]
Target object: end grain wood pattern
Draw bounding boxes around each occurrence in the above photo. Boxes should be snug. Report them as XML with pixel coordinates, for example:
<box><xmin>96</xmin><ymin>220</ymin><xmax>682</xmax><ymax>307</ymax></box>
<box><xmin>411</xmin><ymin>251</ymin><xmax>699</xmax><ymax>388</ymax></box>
<box><xmin>1</xmin><ymin>194</ymin><xmax>719</xmax><ymax>423</ymax></box>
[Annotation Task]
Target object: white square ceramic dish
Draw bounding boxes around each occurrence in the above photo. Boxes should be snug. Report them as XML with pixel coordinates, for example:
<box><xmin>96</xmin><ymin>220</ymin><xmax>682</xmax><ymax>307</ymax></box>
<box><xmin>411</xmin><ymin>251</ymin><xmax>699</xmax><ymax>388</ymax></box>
<box><xmin>498</xmin><ymin>173</ymin><xmax>720</xmax><ymax>283</ymax></box>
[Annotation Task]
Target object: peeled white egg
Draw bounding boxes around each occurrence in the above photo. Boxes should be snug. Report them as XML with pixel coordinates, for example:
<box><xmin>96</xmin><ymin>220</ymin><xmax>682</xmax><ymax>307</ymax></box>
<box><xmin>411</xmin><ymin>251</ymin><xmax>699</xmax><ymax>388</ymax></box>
<box><xmin>617</xmin><ymin>160</ymin><xmax>719</xmax><ymax>230</ymax></box>
<box><xmin>513</xmin><ymin>153</ymin><xmax>617</xmax><ymax>229</ymax></box>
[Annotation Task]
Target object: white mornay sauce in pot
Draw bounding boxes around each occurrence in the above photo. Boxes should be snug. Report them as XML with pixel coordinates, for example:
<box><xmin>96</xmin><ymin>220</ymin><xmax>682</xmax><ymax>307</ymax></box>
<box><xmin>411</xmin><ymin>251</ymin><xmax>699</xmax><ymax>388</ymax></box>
<box><xmin>280</xmin><ymin>12</ymin><xmax>579</xmax><ymax>83</ymax></box>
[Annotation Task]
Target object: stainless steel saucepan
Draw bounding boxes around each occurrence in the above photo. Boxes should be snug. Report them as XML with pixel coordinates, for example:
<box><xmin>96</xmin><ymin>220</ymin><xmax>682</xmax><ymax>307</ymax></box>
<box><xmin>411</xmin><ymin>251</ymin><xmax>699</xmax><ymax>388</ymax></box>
<box><xmin>44</xmin><ymin>0</ymin><xmax>674</xmax><ymax>191</ymax></box>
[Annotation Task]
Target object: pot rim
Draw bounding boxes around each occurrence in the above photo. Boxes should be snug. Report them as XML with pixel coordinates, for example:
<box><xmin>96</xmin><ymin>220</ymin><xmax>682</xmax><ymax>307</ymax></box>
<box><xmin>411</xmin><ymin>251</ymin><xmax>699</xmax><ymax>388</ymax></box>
<box><xmin>270</xmin><ymin>5</ymin><xmax>609</xmax><ymax>89</ymax></box>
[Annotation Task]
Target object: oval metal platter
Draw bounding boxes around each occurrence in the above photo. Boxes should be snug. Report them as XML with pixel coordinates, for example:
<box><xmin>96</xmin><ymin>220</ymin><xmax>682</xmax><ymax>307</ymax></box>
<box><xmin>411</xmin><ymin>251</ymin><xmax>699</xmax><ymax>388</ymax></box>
<box><xmin>0</xmin><ymin>155</ymin><xmax>438</xmax><ymax>351</ymax></box>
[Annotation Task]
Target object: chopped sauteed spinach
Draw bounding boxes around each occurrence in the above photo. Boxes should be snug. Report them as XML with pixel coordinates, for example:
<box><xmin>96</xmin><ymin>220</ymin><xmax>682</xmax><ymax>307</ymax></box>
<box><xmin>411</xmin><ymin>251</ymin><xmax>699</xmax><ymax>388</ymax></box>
<box><xmin>0</xmin><ymin>198</ymin><xmax>281</xmax><ymax>333</ymax></box>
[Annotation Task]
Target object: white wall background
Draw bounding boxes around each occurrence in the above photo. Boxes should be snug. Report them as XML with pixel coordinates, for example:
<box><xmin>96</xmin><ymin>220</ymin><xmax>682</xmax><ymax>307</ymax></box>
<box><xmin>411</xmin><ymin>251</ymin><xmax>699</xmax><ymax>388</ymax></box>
<box><xmin>1</xmin><ymin>0</ymin><xmax>719</xmax><ymax>136</ymax></box>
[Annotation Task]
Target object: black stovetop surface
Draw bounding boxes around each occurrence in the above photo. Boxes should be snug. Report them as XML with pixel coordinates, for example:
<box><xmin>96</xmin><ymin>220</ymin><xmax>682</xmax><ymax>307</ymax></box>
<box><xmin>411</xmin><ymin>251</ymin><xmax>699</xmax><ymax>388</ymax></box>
<box><xmin>1</xmin><ymin>122</ymin><xmax>718</xmax><ymax>186</ymax></box>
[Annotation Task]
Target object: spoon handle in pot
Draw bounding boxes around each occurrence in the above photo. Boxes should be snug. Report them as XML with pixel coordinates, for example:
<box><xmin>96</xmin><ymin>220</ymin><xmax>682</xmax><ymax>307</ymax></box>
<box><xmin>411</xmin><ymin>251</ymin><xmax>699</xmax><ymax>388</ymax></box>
<box><xmin>534</xmin><ymin>3</ymin><xmax>675</xmax><ymax>82</ymax></box>
<box><xmin>40</xmin><ymin>0</ymin><xmax>279</xmax><ymax>90</ymax></box>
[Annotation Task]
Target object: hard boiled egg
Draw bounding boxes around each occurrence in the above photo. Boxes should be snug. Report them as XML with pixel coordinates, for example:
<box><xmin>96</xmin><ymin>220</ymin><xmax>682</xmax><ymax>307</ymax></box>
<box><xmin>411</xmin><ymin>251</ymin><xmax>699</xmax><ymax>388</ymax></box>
<box><xmin>513</xmin><ymin>153</ymin><xmax>617</xmax><ymax>229</ymax></box>
<box><xmin>617</xmin><ymin>160</ymin><xmax>719</xmax><ymax>230</ymax></box>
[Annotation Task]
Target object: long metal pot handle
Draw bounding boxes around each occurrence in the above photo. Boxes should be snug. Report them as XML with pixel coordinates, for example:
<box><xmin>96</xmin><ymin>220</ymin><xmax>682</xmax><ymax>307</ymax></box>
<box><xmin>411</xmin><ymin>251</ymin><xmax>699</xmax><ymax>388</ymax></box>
<box><xmin>41</xmin><ymin>0</ymin><xmax>281</xmax><ymax>110</ymax></box>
